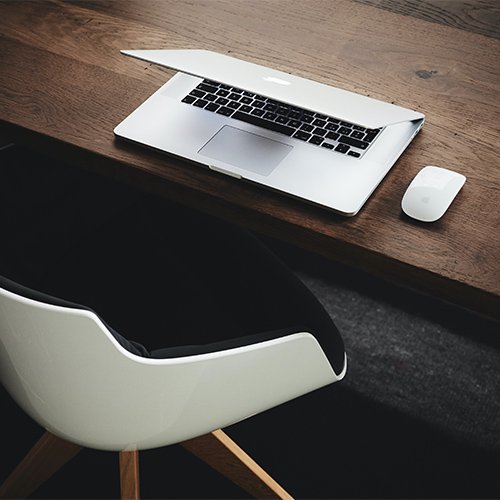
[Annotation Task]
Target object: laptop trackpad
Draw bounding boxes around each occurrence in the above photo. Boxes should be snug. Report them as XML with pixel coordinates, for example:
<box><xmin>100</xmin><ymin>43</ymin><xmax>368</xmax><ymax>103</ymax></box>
<box><xmin>198</xmin><ymin>125</ymin><xmax>292</xmax><ymax>176</ymax></box>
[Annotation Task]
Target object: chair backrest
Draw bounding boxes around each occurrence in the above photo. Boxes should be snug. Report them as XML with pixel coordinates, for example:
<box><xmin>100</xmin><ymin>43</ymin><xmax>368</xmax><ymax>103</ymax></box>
<box><xmin>1</xmin><ymin>281</ymin><xmax>343</xmax><ymax>451</ymax></box>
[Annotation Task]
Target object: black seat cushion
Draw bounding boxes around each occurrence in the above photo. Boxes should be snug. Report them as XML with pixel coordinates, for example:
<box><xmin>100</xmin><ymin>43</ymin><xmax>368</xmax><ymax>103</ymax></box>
<box><xmin>0</xmin><ymin>274</ymin><xmax>150</xmax><ymax>357</ymax></box>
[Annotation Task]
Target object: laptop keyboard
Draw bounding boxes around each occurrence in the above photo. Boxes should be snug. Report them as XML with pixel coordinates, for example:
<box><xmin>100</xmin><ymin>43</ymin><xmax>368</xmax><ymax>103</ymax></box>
<box><xmin>181</xmin><ymin>79</ymin><xmax>382</xmax><ymax>159</ymax></box>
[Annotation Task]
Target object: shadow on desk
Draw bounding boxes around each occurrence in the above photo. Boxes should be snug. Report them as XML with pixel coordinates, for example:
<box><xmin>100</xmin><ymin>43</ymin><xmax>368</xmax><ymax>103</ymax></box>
<box><xmin>0</xmin><ymin>145</ymin><xmax>498</xmax><ymax>499</ymax></box>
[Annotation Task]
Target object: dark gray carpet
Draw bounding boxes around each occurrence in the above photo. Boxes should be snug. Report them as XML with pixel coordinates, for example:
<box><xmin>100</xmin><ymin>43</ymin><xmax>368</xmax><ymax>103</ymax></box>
<box><xmin>1</xmin><ymin>144</ymin><xmax>499</xmax><ymax>498</ymax></box>
<box><xmin>290</xmin><ymin>258</ymin><xmax>500</xmax><ymax>451</ymax></box>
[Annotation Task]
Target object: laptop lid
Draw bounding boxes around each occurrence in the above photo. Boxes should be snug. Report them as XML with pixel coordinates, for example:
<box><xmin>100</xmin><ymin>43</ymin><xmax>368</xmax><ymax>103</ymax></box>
<box><xmin>121</xmin><ymin>49</ymin><xmax>425</xmax><ymax>129</ymax></box>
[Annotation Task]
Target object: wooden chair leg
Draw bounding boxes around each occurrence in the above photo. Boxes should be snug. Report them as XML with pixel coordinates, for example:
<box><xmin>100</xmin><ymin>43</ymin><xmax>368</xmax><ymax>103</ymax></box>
<box><xmin>180</xmin><ymin>429</ymin><xmax>293</xmax><ymax>499</ymax></box>
<box><xmin>0</xmin><ymin>430</ymin><xmax>82</xmax><ymax>499</ymax></box>
<box><xmin>119</xmin><ymin>450</ymin><xmax>140</xmax><ymax>500</ymax></box>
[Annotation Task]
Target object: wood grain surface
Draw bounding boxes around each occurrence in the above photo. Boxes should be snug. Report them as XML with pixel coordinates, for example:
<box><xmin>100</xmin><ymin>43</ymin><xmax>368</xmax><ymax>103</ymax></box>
<box><xmin>0</xmin><ymin>431</ymin><xmax>82</xmax><ymax>498</ymax></box>
<box><xmin>355</xmin><ymin>0</ymin><xmax>500</xmax><ymax>39</ymax></box>
<box><xmin>181</xmin><ymin>429</ymin><xmax>292</xmax><ymax>499</ymax></box>
<box><xmin>119</xmin><ymin>450</ymin><xmax>140</xmax><ymax>500</ymax></box>
<box><xmin>0</xmin><ymin>0</ymin><xmax>499</xmax><ymax>319</ymax></box>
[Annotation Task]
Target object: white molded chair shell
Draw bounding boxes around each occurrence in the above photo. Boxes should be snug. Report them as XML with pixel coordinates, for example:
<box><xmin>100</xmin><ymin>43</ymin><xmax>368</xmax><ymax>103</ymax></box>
<box><xmin>0</xmin><ymin>285</ymin><xmax>345</xmax><ymax>451</ymax></box>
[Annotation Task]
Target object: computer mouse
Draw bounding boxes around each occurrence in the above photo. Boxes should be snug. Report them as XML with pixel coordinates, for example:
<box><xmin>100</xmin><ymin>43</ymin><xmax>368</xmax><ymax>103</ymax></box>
<box><xmin>401</xmin><ymin>165</ymin><xmax>466</xmax><ymax>222</ymax></box>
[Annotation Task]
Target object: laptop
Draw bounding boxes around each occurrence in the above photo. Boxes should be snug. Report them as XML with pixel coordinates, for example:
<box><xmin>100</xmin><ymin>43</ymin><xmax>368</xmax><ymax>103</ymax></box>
<box><xmin>114</xmin><ymin>50</ymin><xmax>425</xmax><ymax>216</ymax></box>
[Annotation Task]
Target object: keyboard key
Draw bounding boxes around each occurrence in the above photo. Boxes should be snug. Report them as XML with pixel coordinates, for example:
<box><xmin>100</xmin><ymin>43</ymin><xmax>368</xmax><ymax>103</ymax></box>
<box><xmin>348</xmin><ymin>151</ymin><xmax>361</xmax><ymax>157</ymax></box>
<box><xmin>253</xmin><ymin>100</ymin><xmax>265</xmax><ymax>108</ymax></box>
<box><xmin>193</xmin><ymin>98</ymin><xmax>208</xmax><ymax>108</ymax></box>
<box><xmin>232</xmin><ymin>110</ymin><xmax>295</xmax><ymax>136</ymax></box>
<box><xmin>227</xmin><ymin>101</ymin><xmax>241</xmax><ymax>110</ymax></box>
<box><xmin>231</xmin><ymin>87</ymin><xmax>243</xmax><ymax>94</ymax></box>
<box><xmin>205</xmin><ymin>102</ymin><xmax>219</xmax><ymax>112</ymax></box>
<box><xmin>339</xmin><ymin>135</ymin><xmax>369</xmax><ymax>149</ymax></box>
<box><xmin>327</xmin><ymin>117</ymin><xmax>340</xmax><ymax>123</ymax></box>
<box><xmin>203</xmin><ymin>79</ymin><xmax>218</xmax><ymax>86</ymax></box>
<box><xmin>240</xmin><ymin>104</ymin><xmax>253</xmax><ymax>113</ymax></box>
<box><xmin>338</xmin><ymin>126</ymin><xmax>351</xmax><ymax>135</ymax></box>
<box><xmin>228</xmin><ymin>92</ymin><xmax>241</xmax><ymax>100</ymax></box>
<box><xmin>350</xmin><ymin>130</ymin><xmax>365</xmax><ymax>139</ymax></box>
<box><xmin>264</xmin><ymin>112</ymin><xmax>277</xmax><ymax>120</ymax></box>
<box><xmin>216</xmin><ymin>97</ymin><xmax>229</xmax><ymax>106</ymax></box>
<box><xmin>309</xmin><ymin>135</ymin><xmax>324</xmax><ymax>145</ymax></box>
<box><xmin>313</xmin><ymin>127</ymin><xmax>327</xmax><ymax>137</ymax></box>
<box><xmin>251</xmin><ymin>108</ymin><xmax>265</xmax><ymax>117</ymax></box>
<box><xmin>301</xmin><ymin>123</ymin><xmax>314</xmax><ymax>132</ymax></box>
<box><xmin>276</xmin><ymin>115</ymin><xmax>289</xmax><ymax>124</ymax></box>
<box><xmin>220</xmin><ymin>84</ymin><xmax>232</xmax><ymax>91</ymax></box>
<box><xmin>340</xmin><ymin>121</ymin><xmax>353</xmax><ymax>127</ymax></box>
<box><xmin>313</xmin><ymin>119</ymin><xmax>327</xmax><ymax>128</ymax></box>
<box><xmin>216</xmin><ymin>106</ymin><xmax>235</xmax><ymax>116</ymax></box>
<box><xmin>321</xmin><ymin>142</ymin><xmax>335</xmax><ymax>149</ymax></box>
<box><xmin>293</xmin><ymin>130</ymin><xmax>311</xmax><ymax>141</ymax></box>
<box><xmin>240</xmin><ymin>96</ymin><xmax>253</xmax><ymax>105</ymax></box>
<box><xmin>205</xmin><ymin>94</ymin><xmax>217</xmax><ymax>102</ymax></box>
<box><xmin>254</xmin><ymin>94</ymin><xmax>266</xmax><ymax>101</ymax></box>
<box><xmin>277</xmin><ymin>105</ymin><xmax>290</xmax><ymax>115</ymax></box>
<box><xmin>288</xmin><ymin>110</ymin><xmax>302</xmax><ymax>119</ymax></box>
<box><xmin>335</xmin><ymin>143</ymin><xmax>350</xmax><ymax>154</ymax></box>
<box><xmin>190</xmin><ymin>89</ymin><xmax>205</xmax><ymax>98</ymax></box>
<box><xmin>264</xmin><ymin>103</ymin><xmax>277</xmax><ymax>112</ymax></box>
<box><xmin>353</xmin><ymin>125</ymin><xmax>366</xmax><ymax>131</ymax></box>
<box><xmin>243</xmin><ymin>91</ymin><xmax>255</xmax><ymax>97</ymax></box>
<box><xmin>325</xmin><ymin>122</ymin><xmax>338</xmax><ymax>131</ymax></box>
<box><xmin>216</xmin><ymin>89</ymin><xmax>229</xmax><ymax>97</ymax></box>
<box><xmin>326</xmin><ymin>131</ymin><xmax>340</xmax><ymax>141</ymax></box>
<box><xmin>364</xmin><ymin>130</ymin><xmax>380</xmax><ymax>142</ymax></box>
<box><xmin>288</xmin><ymin>119</ymin><xmax>301</xmax><ymax>128</ymax></box>
<box><xmin>198</xmin><ymin>83</ymin><xmax>218</xmax><ymax>93</ymax></box>
<box><xmin>301</xmin><ymin>114</ymin><xmax>313</xmax><ymax>123</ymax></box>
<box><xmin>182</xmin><ymin>95</ymin><xmax>196</xmax><ymax>104</ymax></box>
<box><xmin>315</xmin><ymin>113</ymin><xmax>328</xmax><ymax>120</ymax></box>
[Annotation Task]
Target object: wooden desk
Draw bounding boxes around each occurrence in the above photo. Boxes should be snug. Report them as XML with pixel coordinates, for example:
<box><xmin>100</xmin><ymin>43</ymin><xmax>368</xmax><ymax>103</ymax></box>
<box><xmin>1</xmin><ymin>1</ymin><xmax>499</xmax><ymax>319</ymax></box>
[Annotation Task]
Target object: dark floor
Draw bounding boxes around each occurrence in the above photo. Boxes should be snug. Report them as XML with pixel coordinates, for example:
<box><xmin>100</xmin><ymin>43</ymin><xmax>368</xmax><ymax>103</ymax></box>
<box><xmin>1</xmin><ymin>145</ymin><xmax>499</xmax><ymax>499</ymax></box>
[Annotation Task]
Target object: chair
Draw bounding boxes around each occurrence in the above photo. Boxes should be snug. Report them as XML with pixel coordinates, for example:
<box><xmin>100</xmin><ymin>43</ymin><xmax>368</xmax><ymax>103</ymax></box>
<box><xmin>0</xmin><ymin>274</ymin><xmax>346</xmax><ymax>499</ymax></box>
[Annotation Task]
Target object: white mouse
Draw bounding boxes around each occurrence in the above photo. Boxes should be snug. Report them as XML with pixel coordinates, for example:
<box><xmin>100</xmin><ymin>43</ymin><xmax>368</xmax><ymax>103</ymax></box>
<box><xmin>401</xmin><ymin>166</ymin><xmax>466</xmax><ymax>222</ymax></box>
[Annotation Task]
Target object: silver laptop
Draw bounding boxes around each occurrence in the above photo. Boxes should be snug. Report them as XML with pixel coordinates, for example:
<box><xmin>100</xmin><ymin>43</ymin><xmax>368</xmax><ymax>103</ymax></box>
<box><xmin>114</xmin><ymin>50</ymin><xmax>425</xmax><ymax>216</ymax></box>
